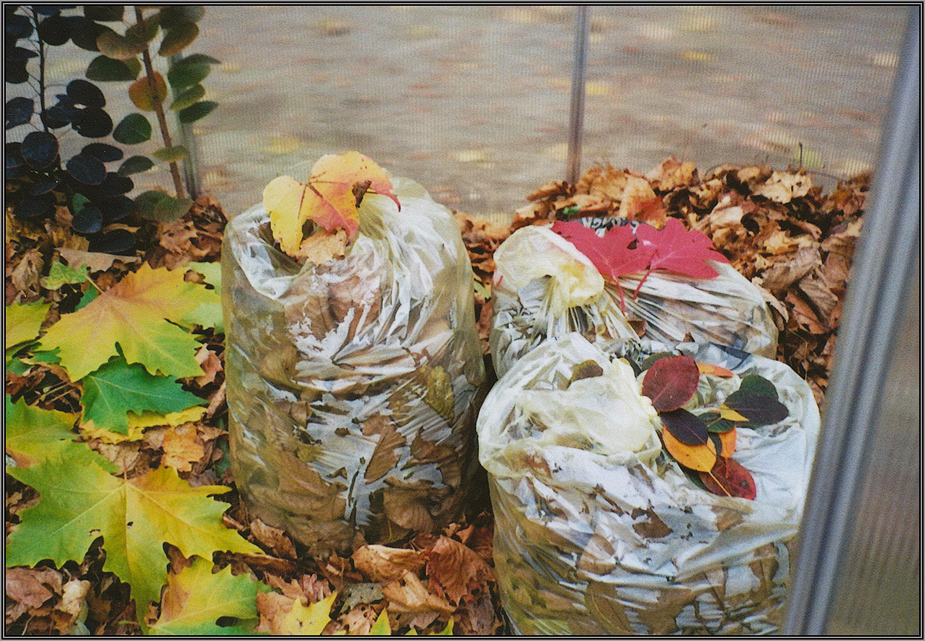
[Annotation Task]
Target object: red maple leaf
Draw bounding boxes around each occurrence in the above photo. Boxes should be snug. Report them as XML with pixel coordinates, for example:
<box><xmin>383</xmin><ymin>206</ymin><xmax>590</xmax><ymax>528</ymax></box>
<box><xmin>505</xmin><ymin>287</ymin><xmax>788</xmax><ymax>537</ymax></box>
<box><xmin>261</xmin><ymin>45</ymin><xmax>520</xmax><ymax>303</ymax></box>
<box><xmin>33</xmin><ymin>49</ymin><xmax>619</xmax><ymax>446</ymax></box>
<box><xmin>636</xmin><ymin>217</ymin><xmax>728</xmax><ymax>279</ymax></box>
<box><xmin>551</xmin><ymin>220</ymin><xmax>655</xmax><ymax>280</ymax></box>
<box><xmin>552</xmin><ymin>218</ymin><xmax>730</xmax><ymax>311</ymax></box>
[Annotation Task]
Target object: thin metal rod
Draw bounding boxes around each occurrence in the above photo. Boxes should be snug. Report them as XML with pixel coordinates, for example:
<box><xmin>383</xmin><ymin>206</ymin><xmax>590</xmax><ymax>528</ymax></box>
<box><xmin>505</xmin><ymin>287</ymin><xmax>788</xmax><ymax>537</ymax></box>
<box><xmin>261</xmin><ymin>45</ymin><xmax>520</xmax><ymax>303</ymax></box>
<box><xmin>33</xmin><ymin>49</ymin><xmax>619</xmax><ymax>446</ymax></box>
<box><xmin>566</xmin><ymin>6</ymin><xmax>590</xmax><ymax>184</ymax></box>
<box><xmin>782</xmin><ymin>6</ymin><xmax>921</xmax><ymax>634</ymax></box>
<box><xmin>170</xmin><ymin>53</ymin><xmax>202</xmax><ymax>199</ymax></box>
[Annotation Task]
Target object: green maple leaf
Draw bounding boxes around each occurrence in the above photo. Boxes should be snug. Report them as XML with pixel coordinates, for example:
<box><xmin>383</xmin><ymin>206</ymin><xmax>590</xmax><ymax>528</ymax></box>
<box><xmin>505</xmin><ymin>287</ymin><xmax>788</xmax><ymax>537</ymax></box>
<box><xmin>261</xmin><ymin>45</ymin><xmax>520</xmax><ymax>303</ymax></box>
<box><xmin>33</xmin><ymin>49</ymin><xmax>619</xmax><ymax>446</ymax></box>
<box><xmin>5</xmin><ymin>397</ymin><xmax>110</xmax><ymax>469</ymax></box>
<box><xmin>150</xmin><ymin>556</ymin><xmax>263</xmax><ymax>635</ymax></box>
<box><xmin>37</xmin><ymin>264</ymin><xmax>220</xmax><ymax>381</ymax></box>
<box><xmin>41</xmin><ymin>261</ymin><xmax>90</xmax><ymax>291</ymax></box>
<box><xmin>81</xmin><ymin>357</ymin><xmax>205</xmax><ymax>434</ymax></box>
<box><xmin>6</xmin><ymin>301</ymin><xmax>51</xmax><ymax>349</ymax></box>
<box><xmin>6</xmin><ymin>453</ymin><xmax>261</xmax><ymax>627</ymax></box>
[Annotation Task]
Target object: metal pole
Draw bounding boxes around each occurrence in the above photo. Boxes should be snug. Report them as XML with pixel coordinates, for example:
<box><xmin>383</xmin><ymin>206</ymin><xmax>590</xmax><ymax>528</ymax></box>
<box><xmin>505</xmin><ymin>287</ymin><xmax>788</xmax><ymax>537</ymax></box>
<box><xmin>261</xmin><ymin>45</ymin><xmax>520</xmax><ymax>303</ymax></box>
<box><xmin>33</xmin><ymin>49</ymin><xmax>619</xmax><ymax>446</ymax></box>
<box><xmin>782</xmin><ymin>6</ymin><xmax>921</xmax><ymax>634</ymax></box>
<box><xmin>566</xmin><ymin>6</ymin><xmax>590</xmax><ymax>184</ymax></box>
<box><xmin>170</xmin><ymin>54</ymin><xmax>202</xmax><ymax>199</ymax></box>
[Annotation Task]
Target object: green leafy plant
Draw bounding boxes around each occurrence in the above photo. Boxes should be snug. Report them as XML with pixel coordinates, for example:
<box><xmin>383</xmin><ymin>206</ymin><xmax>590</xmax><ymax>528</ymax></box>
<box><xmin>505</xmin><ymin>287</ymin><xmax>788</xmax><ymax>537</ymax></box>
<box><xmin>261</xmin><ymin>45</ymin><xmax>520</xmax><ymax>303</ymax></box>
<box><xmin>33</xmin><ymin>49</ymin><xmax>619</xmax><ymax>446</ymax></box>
<box><xmin>5</xmin><ymin>5</ymin><xmax>219</xmax><ymax>253</ymax></box>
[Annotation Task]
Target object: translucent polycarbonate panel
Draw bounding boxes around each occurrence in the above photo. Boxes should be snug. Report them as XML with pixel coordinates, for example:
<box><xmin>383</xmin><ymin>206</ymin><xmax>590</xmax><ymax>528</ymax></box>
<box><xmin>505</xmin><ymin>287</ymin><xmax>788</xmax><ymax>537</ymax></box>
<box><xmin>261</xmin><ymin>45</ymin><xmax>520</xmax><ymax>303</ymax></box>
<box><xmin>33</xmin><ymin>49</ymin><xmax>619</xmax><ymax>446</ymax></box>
<box><xmin>826</xmin><ymin>264</ymin><xmax>920</xmax><ymax>635</ymax></box>
<box><xmin>190</xmin><ymin>6</ymin><xmax>906</xmax><ymax>218</ymax></box>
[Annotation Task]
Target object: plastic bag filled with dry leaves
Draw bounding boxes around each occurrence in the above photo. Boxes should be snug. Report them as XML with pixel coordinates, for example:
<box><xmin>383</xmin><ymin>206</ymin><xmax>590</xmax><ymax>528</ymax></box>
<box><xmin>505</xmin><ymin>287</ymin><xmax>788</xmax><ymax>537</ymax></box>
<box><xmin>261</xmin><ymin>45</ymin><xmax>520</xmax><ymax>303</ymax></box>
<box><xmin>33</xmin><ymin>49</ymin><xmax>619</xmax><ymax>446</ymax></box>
<box><xmin>478</xmin><ymin>333</ymin><xmax>819</xmax><ymax>635</ymax></box>
<box><xmin>489</xmin><ymin>219</ymin><xmax>778</xmax><ymax>378</ymax></box>
<box><xmin>222</xmin><ymin>176</ymin><xmax>486</xmax><ymax>555</ymax></box>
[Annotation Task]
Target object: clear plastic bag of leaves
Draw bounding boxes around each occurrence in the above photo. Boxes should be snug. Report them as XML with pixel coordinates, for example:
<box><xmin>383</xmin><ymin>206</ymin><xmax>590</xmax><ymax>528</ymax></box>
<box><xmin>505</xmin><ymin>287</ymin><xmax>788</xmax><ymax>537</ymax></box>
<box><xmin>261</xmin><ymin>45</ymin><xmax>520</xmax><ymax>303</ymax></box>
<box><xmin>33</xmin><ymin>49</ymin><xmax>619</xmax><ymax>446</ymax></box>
<box><xmin>489</xmin><ymin>221</ymin><xmax>778</xmax><ymax>377</ymax></box>
<box><xmin>222</xmin><ymin>176</ymin><xmax>486</xmax><ymax>555</ymax></box>
<box><xmin>477</xmin><ymin>332</ymin><xmax>819</xmax><ymax>635</ymax></box>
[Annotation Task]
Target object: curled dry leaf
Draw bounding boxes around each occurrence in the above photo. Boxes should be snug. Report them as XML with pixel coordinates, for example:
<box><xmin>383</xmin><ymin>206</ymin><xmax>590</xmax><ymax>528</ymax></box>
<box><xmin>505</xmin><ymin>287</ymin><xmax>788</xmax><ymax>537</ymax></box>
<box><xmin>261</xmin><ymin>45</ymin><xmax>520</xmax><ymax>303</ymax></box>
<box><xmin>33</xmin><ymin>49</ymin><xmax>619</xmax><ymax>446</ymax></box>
<box><xmin>352</xmin><ymin>545</ymin><xmax>425</xmax><ymax>583</ymax></box>
<box><xmin>381</xmin><ymin>570</ymin><xmax>455</xmax><ymax>615</ymax></box>
<box><xmin>424</xmin><ymin>535</ymin><xmax>495</xmax><ymax>604</ymax></box>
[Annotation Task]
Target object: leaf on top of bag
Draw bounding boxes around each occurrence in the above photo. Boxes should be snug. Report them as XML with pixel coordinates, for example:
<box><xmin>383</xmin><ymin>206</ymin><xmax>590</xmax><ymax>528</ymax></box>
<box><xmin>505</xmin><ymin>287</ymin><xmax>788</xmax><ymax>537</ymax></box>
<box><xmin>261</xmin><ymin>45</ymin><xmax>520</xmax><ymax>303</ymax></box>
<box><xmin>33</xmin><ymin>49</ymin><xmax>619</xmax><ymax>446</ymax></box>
<box><xmin>661</xmin><ymin>427</ymin><xmax>716</xmax><ymax>472</ymax></box>
<box><xmin>700</xmin><ymin>456</ymin><xmax>756</xmax><ymax>500</ymax></box>
<box><xmin>551</xmin><ymin>220</ymin><xmax>655</xmax><ymax>284</ymax></box>
<box><xmin>737</xmin><ymin>374</ymin><xmax>779</xmax><ymax>400</ymax></box>
<box><xmin>635</xmin><ymin>217</ymin><xmax>729</xmax><ymax>279</ymax></box>
<box><xmin>264</xmin><ymin>152</ymin><xmax>399</xmax><ymax>257</ymax></box>
<box><xmin>723</xmin><ymin>389</ymin><xmax>789</xmax><ymax>427</ymax></box>
<box><xmin>660</xmin><ymin>408</ymin><xmax>709</xmax><ymax>446</ymax></box>
<box><xmin>696</xmin><ymin>361</ymin><xmax>735</xmax><ymax>378</ymax></box>
<box><xmin>641</xmin><ymin>355</ymin><xmax>700</xmax><ymax>412</ymax></box>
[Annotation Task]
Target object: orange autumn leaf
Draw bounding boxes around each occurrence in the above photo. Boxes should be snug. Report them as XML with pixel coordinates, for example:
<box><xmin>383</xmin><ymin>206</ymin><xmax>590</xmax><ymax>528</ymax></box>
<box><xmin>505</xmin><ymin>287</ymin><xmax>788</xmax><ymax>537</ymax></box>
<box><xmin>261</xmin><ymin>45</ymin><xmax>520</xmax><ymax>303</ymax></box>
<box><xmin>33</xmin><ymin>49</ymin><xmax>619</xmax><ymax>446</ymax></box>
<box><xmin>717</xmin><ymin>427</ymin><xmax>736</xmax><ymax>457</ymax></box>
<box><xmin>264</xmin><ymin>152</ymin><xmax>400</xmax><ymax>257</ymax></box>
<box><xmin>696</xmin><ymin>362</ymin><xmax>735</xmax><ymax>378</ymax></box>
<box><xmin>662</xmin><ymin>427</ymin><xmax>716</xmax><ymax>472</ymax></box>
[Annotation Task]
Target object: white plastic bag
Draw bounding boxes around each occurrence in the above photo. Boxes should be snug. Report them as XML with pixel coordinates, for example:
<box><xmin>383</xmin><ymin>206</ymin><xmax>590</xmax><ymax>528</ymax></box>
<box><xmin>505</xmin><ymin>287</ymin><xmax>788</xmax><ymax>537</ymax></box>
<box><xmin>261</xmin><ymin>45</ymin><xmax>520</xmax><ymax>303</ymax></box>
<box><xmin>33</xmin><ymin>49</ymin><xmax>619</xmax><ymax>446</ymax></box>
<box><xmin>478</xmin><ymin>333</ymin><xmax>820</xmax><ymax>634</ymax></box>
<box><xmin>490</xmin><ymin>223</ymin><xmax>778</xmax><ymax>377</ymax></box>
<box><xmin>222</xmin><ymin>177</ymin><xmax>486</xmax><ymax>555</ymax></box>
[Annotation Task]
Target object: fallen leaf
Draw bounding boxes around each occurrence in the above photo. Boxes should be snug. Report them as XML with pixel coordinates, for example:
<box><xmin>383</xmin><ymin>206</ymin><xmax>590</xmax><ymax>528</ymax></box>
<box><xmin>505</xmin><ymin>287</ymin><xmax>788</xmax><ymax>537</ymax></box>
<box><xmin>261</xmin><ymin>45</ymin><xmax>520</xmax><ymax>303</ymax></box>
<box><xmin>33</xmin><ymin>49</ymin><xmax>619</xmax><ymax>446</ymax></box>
<box><xmin>352</xmin><ymin>545</ymin><xmax>425</xmax><ymax>583</ymax></box>
<box><xmin>661</xmin><ymin>427</ymin><xmax>716</xmax><ymax>472</ymax></box>
<box><xmin>382</xmin><ymin>571</ymin><xmax>455</xmax><ymax>615</ymax></box>
<box><xmin>6</xmin><ymin>452</ymin><xmax>261</xmax><ymax>626</ymax></box>
<box><xmin>641</xmin><ymin>355</ymin><xmax>700</xmax><ymax>412</ymax></box>
<box><xmin>249</xmin><ymin>519</ymin><xmax>297</xmax><ymax>559</ymax></box>
<box><xmin>424</xmin><ymin>536</ymin><xmax>494</xmax><ymax>604</ymax></box>
<box><xmin>5</xmin><ymin>397</ymin><xmax>82</xmax><ymax>468</ymax></box>
<box><xmin>6</xmin><ymin>301</ymin><xmax>51</xmax><ymax>349</ymax></box>
<box><xmin>161</xmin><ymin>423</ymin><xmax>206</xmax><ymax>473</ymax></box>
<box><xmin>700</xmin><ymin>457</ymin><xmax>757</xmax><ymax>500</ymax></box>
<box><xmin>80</xmin><ymin>357</ymin><xmax>205</xmax><ymax>434</ymax></box>
<box><xmin>256</xmin><ymin>592</ymin><xmax>336</xmax><ymax>635</ymax></box>
<box><xmin>696</xmin><ymin>362</ymin><xmax>735</xmax><ymax>378</ymax></box>
<box><xmin>5</xmin><ymin>567</ymin><xmax>62</xmax><ymax>623</ymax></box>
<box><xmin>753</xmin><ymin>170</ymin><xmax>812</xmax><ymax>203</ymax></box>
<box><xmin>264</xmin><ymin>151</ymin><xmax>399</xmax><ymax>256</ymax></box>
<box><xmin>57</xmin><ymin>248</ymin><xmax>141</xmax><ymax>273</ymax></box>
<box><xmin>150</xmin><ymin>556</ymin><xmax>261</xmax><ymax>635</ymax></box>
<box><xmin>37</xmin><ymin>264</ymin><xmax>218</xmax><ymax>380</ymax></box>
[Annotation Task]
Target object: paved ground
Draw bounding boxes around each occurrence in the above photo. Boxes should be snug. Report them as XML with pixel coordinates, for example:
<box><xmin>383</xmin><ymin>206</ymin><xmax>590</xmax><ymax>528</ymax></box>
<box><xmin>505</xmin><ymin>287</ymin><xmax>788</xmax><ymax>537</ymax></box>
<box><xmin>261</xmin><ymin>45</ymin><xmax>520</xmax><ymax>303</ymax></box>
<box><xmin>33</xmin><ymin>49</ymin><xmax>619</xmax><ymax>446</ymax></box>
<box><xmin>187</xmin><ymin>5</ymin><xmax>908</xmax><ymax>219</ymax></box>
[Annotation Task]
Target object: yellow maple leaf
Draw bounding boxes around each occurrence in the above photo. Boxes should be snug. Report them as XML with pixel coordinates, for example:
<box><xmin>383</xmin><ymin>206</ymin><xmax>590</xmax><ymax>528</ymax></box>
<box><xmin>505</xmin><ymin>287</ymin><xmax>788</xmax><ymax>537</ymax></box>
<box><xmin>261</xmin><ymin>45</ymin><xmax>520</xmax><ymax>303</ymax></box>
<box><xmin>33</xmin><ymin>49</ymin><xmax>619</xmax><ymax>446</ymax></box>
<box><xmin>258</xmin><ymin>593</ymin><xmax>336</xmax><ymax>635</ymax></box>
<box><xmin>263</xmin><ymin>151</ymin><xmax>399</xmax><ymax>257</ymax></box>
<box><xmin>37</xmin><ymin>265</ymin><xmax>217</xmax><ymax>381</ymax></box>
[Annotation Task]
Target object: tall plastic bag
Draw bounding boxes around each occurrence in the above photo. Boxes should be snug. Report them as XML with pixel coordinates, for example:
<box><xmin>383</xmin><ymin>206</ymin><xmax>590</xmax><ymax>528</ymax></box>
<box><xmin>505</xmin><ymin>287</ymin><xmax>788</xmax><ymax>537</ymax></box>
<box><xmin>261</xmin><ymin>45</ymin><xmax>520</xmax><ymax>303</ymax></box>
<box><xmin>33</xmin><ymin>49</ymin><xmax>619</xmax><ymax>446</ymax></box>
<box><xmin>490</xmin><ymin>223</ymin><xmax>778</xmax><ymax>377</ymax></box>
<box><xmin>478</xmin><ymin>333</ymin><xmax>820</xmax><ymax>635</ymax></box>
<box><xmin>222</xmin><ymin>176</ymin><xmax>486</xmax><ymax>555</ymax></box>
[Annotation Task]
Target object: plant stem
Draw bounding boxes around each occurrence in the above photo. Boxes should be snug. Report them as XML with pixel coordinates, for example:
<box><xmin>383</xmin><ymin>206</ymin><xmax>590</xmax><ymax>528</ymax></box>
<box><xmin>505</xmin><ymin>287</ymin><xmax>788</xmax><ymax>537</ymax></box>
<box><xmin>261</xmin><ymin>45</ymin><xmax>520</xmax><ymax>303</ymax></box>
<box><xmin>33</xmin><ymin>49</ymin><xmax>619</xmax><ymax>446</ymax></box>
<box><xmin>30</xmin><ymin>8</ymin><xmax>48</xmax><ymax>134</ymax></box>
<box><xmin>134</xmin><ymin>6</ymin><xmax>186</xmax><ymax>200</ymax></box>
